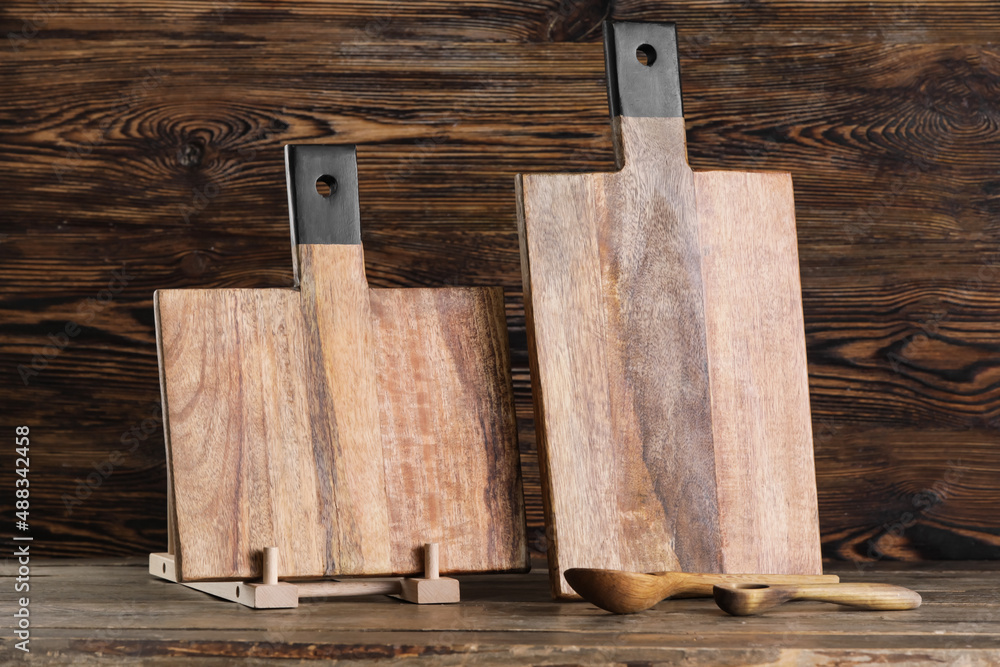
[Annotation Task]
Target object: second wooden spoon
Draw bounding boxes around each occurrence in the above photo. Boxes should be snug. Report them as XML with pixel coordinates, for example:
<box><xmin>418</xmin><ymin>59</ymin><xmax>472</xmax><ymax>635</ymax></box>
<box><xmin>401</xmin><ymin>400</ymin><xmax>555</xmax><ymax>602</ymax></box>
<box><xmin>564</xmin><ymin>569</ymin><xmax>840</xmax><ymax>614</ymax></box>
<box><xmin>713</xmin><ymin>582</ymin><xmax>922</xmax><ymax>616</ymax></box>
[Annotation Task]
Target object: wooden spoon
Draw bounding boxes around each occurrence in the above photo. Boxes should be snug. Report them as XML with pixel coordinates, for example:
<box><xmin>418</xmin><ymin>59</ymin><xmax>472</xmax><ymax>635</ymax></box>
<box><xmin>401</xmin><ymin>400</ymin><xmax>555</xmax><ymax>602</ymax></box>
<box><xmin>563</xmin><ymin>569</ymin><xmax>840</xmax><ymax>614</ymax></box>
<box><xmin>713</xmin><ymin>582</ymin><xmax>922</xmax><ymax>616</ymax></box>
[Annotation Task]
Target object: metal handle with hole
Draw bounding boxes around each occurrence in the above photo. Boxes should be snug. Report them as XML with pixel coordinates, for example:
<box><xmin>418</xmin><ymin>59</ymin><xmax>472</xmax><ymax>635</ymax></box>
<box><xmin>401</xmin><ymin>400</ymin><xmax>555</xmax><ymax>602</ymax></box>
<box><xmin>604</xmin><ymin>21</ymin><xmax>683</xmax><ymax>119</ymax></box>
<box><xmin>284</xmin><ymin>144</ymin><xmax>363</xmax><ymax>285</ymax></box>
<box><xmin>285</xmin><ymin>144</ymin><xmax>362</xmax><ymax>248</ymax></box>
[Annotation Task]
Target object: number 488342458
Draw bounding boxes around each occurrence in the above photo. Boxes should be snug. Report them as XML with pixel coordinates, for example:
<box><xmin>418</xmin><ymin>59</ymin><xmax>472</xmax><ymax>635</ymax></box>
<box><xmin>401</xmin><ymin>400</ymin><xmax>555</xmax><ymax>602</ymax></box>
<box><xmin>15</xmin><ymin>426</ymin><xmax>29</xmax><ymax>526</ymax></box>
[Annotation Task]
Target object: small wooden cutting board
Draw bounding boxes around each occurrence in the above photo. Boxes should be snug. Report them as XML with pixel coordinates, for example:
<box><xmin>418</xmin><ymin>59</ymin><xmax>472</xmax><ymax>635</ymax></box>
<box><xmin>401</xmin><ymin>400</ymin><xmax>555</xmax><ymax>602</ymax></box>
<box><xmin>516</xmin><ymin>22</ymin><xmax>822</xmax><ymax>598</ymax></box>
<box><xmin>157</xmin><ymin>145</ymin><xmax>528</xmax><ymax>581</ymax></box>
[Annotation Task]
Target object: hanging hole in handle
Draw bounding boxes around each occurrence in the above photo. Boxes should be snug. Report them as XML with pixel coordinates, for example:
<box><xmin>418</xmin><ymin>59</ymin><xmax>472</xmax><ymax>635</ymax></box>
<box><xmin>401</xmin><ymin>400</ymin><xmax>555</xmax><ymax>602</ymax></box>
<box><xmin>315</xmin><ymin>174</ymin><xmax>338</xmax><ymax>198</ymax></box>
<box><xmin>635</xmin><ymin>44</ymin><xmax>656</xmax><ymax>67</ymax></box>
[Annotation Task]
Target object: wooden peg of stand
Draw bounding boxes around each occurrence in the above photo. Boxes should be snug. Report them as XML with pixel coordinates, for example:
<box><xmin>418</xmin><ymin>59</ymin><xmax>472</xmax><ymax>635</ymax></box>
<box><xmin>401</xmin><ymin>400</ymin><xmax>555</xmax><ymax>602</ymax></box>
<box><xmin>149</xmin><ymin>542</ymin><xmax>460</xmax><ymax>609</ymax></box>
<box><xmin>246</xmin><ymin>547</ymin><xmax>299</xmax><ymax>608</ymax></box>
<box><xmin>399</xmin><ymin>542</ymin><xmax>461</xmax><ymax>604</ymax></box>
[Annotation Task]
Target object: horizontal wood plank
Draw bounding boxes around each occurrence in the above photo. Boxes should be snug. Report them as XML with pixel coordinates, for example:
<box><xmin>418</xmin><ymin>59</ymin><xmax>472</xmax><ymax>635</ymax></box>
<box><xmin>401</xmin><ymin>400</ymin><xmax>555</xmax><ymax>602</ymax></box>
<box><xmin>0</xmin><ymin>559</ymin><xmax>998</xmax><ymax>664</ymax></box>
<box><xmin>2</xmin><ymin>1</ymin><xmax>1000</xmax><ymax>43</ymax></box>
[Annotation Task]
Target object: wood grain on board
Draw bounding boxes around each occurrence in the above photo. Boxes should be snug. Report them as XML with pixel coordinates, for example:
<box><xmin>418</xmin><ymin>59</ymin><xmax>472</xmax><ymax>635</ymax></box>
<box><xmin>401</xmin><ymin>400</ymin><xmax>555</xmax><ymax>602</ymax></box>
<box><xmin>157</xmin><ymin>242</ymin><xmax>526</xmax><ymax>581</ymax></box>
<box><xmin>371</xmin><ymin>286</ymin><xmax>523</xmax><ymax>574</ymax></box>
<box><xmin>600</xmin><ymin>117</ymin><xmax>719</xmax><ymax>573</ymax></box>
<box><xmin>519</xmin><ymin>113</ymin><xmax>821</xmax><ymax>597</ymax></box>
<box><xmin>157</xmin><ymin>287</ymin><xmax>324</xmax><ymax>580</ymax></box>
<box><xmin>4</xmin><ymin>0</ymin><xmax>1000</xmax><ymax>567</ymax></box>
<box><xmin>298</xmin><ymin>245</ymin><xmax>392</xmax><ymax>577</ymax></box>
<box><xmin>695</xmin><ymin>168</ymin><xmax>820</xmax><ymax>574</ymax></box>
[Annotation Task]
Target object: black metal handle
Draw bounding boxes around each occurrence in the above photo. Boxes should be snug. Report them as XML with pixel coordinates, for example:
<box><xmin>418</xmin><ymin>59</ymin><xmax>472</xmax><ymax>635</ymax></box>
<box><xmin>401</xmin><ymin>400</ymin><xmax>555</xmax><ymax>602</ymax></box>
<box><xmin>604</xmin><ymin>21</ymin><xmax>683</xmax><ymax>119</ymax></box>
<box><xmin>285</xmin><ymin>144</ymin><xmax>362</xmax><ymax>247</ymax></box>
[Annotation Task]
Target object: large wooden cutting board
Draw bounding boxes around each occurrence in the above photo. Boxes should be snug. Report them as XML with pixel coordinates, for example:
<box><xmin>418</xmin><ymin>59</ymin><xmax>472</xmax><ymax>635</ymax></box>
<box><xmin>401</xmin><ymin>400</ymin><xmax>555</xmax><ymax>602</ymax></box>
<box><xmin>516</xmin><ymin>22</ymin><xmax>822</xmax><ymax>598</ymax></box>
<box><xmin>157</xmin><ymin>145</ymin><xmax>527</xmax><ymax>581</ymax></box>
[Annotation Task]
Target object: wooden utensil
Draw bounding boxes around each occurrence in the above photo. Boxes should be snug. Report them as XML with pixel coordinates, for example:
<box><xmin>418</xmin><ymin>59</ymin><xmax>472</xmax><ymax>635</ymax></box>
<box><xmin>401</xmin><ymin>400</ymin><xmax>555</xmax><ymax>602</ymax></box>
<box><xmin>156</xmin><ymin>145</ymin><xmax>528</xmax><ymax>581</ymax></box>
<box><xmin>517</xmin><ymin>20</ymin><xmax>822</xmax><ymax>599</ymax></box>
<box><xmin>714</xmin><ymin>583</ymin><xmax>922</xmax><ymax>616</ymax></box>
<box><xmin>564</xmin><ymin>568</ymin><xmax>840</xmax><ymax>614</ymax></box>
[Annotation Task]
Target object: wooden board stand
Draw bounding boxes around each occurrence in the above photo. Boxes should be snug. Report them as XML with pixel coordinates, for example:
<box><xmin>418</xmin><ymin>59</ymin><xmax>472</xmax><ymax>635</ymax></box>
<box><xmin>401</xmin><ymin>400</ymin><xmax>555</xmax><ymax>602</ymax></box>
<box><xmin>149</xmin><ymin>543</ymin><xmax>459</xmax><ymax>609</ymax></box>
<box><xmin>517</xmin><ymin>21</ymin><xmax>823</xmax><ymax>599</ymax></box>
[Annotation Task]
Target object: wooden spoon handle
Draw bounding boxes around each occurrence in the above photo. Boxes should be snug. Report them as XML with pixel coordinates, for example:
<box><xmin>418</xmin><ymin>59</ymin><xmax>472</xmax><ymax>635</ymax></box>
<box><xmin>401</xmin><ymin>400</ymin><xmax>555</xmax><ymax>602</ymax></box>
<box><xmin>668</xmin><ymin>572</ymin><xmax>840</xmax><ymax>598</ymax></box>
<box><xmin>787</xmin><ymin>583</ymin><xmax>922</xmax><ymax>610</ymax></box>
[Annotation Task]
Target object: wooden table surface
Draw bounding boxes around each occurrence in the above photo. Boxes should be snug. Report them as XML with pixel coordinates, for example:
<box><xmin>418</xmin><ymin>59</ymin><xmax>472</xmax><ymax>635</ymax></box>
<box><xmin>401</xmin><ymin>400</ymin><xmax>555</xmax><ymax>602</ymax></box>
<box><xmin>3</xmin><ymin>559</ymin><xmax>998</xmax><ymax>665</ymax></box>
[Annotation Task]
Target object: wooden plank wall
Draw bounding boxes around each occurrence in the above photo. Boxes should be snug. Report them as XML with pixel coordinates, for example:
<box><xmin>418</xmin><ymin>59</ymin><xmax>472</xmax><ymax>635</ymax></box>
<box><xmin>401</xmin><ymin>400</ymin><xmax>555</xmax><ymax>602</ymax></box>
<box><xmin>2</xmin><ymin>1</ymin><xmax>999</xmax><ymax>563</ymax></box>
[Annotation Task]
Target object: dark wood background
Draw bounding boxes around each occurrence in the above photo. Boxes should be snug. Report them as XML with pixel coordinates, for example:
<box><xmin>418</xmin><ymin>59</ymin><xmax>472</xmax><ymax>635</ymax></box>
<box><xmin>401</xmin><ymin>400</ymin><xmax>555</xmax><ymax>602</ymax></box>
<box><xmin>2</xmin><ymin>0</ymin><xmax>999</xmax><ymax>564</ymax></box>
